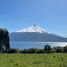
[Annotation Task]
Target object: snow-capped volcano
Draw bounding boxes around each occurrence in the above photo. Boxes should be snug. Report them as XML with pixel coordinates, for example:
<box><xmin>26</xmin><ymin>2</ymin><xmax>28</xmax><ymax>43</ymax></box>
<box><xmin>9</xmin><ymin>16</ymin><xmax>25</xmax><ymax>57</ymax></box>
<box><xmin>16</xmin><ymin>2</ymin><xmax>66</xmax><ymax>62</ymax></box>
<box><xmin>16</xmin><ymin>25</ymin><xmax>45</xmax><ymax>33</ymax></box>
<box><xmin>10</xmin><ymin>25</ymin><xmax>67</xmax><ymax>42</ymax></box>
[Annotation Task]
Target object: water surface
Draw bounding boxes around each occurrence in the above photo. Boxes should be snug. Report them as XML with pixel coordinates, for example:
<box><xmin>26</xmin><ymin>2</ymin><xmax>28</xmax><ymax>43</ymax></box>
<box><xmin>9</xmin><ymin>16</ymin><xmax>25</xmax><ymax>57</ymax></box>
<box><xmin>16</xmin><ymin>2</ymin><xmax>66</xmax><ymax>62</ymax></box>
<box><xmin>10</xmin><ymin>41</ymin><xmax>67</xmax><ymax>49</ymax></box>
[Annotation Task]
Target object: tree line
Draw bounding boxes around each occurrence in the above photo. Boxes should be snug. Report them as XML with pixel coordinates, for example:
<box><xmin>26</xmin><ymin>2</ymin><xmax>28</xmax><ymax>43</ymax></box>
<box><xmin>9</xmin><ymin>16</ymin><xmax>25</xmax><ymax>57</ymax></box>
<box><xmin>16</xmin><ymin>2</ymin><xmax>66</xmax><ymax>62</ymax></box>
<box><xmin>6</xmin><ymin>45</ymin><xmax>67</xmax><ymax>53</ymax></box>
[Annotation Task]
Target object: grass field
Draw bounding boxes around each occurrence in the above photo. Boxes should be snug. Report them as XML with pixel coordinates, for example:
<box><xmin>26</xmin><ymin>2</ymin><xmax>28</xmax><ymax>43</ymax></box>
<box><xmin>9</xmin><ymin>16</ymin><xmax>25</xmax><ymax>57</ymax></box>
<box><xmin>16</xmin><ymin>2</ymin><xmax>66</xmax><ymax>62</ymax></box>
<box><xmin>0</xmin><ymin>53</ymin><xmax>67</xmax><ymax>67</ymax></box>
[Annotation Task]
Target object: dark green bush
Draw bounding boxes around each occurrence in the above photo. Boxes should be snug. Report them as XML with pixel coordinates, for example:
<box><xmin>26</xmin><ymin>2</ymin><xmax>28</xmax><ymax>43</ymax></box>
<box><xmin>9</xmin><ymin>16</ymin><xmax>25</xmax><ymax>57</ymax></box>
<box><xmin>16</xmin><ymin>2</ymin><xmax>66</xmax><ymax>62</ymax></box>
<box><xmin>63</xmin><ymin>46</ymin><xmax>67</xmax><ymax>53</ymax></box>
<box><xmin>56</xmin><ymin>46</ymin><xmax>63</xmax><ymax>53</ymax></box>
<box><xmin>20</xmin><ymin>49</ymin><xmax>28</xmax><ymax>53</ymax></box>
<box><xmin>20</xmin><ymin>48</ymin><xmax>38</xmax><ymax>53</ymax></box>
<box><xmin>7</xmin><ymin>48</ymin><xmax>20</xmax><ymax>53</ymax></box>
<box><xmin>20</xmin><ymin>48</ymin><xmax>45</xmax><ymax>53</ymax></box>
<box><xmin>35</xmin><ymin>49</ymin><xmax>45</xmax><ymax>53</ymax></box>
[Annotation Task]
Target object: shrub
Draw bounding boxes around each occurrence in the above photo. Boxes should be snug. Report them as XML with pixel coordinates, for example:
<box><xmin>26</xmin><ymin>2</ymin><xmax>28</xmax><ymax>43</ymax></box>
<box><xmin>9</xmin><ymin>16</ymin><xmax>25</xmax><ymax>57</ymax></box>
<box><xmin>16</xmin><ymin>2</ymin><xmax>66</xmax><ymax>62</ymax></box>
<box><xmin>21</xmin><ymin>48</ymin><xmax>38</xmax><ymax>53</ymax></box>
<box><xmin>20</xmin><ymin>49</ymin><xmax>28</xmax><ymax>53</ymax></box>
<box><xmin>7</xmin><ymin>48</ymin><xmax>20</xmax><ymax>53</ymax></box>
<box><xmin>63</xmin><ymin>46</ymin><xmax>67</xmax><ymax>53</ymax></box>
<box><xmin>20</xmin><ymin>48</ymin><xmax>45</xmax><ymax>53</ymax></box>
<box><xmin>56</xmin><ymin>46</ymin><xmax>63</xmax><ymax>53</ymax></box>
<box><xmin>35</xmin><ymin>49</ymin><xmax>45</xmax><ymax>53</ymax></box>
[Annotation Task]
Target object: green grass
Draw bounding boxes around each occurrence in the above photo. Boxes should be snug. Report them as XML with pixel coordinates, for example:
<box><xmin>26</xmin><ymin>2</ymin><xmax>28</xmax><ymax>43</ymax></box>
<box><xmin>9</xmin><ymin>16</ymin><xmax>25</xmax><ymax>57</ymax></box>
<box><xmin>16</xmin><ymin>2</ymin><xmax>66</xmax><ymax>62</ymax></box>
<box><xmin>0</xmin><ymin>53</ymin><xmax>67</xmax><ymax>67</ymax></box>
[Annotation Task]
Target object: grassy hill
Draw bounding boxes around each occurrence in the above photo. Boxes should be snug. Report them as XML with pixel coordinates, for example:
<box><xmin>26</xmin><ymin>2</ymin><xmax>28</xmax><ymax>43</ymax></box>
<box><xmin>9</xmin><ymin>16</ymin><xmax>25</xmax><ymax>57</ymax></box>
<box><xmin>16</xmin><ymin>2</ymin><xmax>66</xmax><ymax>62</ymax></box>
<box><xmin>0</xmin><ymin>53</ymin><xmax>67</xmax><ymax>67</ymax></box>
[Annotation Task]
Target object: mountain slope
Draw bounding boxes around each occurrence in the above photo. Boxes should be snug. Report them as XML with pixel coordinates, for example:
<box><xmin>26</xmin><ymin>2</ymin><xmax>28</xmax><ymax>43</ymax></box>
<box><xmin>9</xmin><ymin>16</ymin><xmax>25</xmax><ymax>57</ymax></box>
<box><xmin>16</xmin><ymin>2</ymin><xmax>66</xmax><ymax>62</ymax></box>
<box><xmin>10</xmin><ymin>25</ymin><xmax>67</xmax><ymax>42</ymax></box>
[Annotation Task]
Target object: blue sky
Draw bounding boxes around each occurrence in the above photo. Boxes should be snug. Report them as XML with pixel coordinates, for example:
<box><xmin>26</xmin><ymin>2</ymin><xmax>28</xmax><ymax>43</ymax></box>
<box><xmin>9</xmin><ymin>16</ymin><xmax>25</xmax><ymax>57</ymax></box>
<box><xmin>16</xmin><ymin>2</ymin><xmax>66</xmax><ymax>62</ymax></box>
<box><xmin>0</xmin><ymin>0</ymin><xmax>67</xmax><ymax>37</ymax></box>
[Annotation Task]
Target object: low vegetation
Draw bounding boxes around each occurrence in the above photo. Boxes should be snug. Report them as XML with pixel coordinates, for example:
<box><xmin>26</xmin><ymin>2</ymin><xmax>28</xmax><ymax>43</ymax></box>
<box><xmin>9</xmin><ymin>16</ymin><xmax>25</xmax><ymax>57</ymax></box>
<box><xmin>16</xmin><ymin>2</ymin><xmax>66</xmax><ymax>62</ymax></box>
<box><xmin>3</xmin><ymin>45</ymin><xmax>67</xmax><ymax>54</ymax></box>
<box><xmin>0</xmin><ymin>53</ymin><xmax>67</xmax><ymax>67</ymax></box>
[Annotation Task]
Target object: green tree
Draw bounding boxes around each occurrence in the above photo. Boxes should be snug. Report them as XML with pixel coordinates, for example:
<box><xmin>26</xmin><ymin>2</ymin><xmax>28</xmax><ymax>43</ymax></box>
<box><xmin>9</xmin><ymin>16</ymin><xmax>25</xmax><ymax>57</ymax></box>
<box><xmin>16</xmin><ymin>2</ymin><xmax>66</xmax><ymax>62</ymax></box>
<box><xmin>0</xmin><ymin>28</ymin><xmax>4</xmax><ymax>51</ymax></box>
<box><xmin>3</xmin><ymin>29</ymin><xmax>10</xmax><ymax>49</ymax></box>
<box><xmin>63</xmin><ymin>46</ymin><xmax>67</xmax><ymax>53</ymax></box>
<box><xmin>44</xmin><ymin>44</ymin><xmax>52</xmax><ymax>53</ymax></box>
<box><xmin>0</xmin><ymin>28</ymin><xmax>10</xmax><ymax>51</ymax></box>
<box><xmin>56</xmin><ymin>46</ymin><xmax>63</xmax><ymax>53</ymax></box>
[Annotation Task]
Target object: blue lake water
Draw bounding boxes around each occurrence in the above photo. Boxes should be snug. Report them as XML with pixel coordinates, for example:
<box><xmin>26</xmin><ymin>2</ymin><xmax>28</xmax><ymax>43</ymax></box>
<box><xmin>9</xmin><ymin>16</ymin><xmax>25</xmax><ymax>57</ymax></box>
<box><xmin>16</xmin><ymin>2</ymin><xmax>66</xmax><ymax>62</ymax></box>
<box><xmin>10</xmin><ymin>41</ymin><xmax>67</xmax><ymax>49</ymax></box>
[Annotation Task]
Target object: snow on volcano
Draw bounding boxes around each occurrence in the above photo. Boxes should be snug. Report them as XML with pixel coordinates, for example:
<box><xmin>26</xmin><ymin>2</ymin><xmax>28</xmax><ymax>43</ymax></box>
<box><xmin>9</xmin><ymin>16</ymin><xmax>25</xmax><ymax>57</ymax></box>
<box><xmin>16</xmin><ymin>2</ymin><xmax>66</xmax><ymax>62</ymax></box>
<box><xmin>16</xmin><ymin>25</ymin><xmax>46</xmax><ymax>33</ymax></box>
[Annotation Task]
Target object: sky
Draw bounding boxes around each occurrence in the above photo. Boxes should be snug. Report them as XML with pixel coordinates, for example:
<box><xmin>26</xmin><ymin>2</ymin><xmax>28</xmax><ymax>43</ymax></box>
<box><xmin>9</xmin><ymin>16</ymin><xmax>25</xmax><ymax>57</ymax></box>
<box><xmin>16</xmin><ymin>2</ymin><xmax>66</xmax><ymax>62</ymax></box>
<box><xmin>0</xmin><ymin>0</ymin><xmax>67</xmax><ymax>37</ymax></box>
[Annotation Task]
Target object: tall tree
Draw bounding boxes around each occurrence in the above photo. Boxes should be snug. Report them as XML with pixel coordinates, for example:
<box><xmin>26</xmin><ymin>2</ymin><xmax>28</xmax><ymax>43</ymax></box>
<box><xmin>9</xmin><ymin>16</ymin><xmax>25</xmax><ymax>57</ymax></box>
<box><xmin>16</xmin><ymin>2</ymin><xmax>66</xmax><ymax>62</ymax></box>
<box><xmin>0</xmin><ymin>28</ymin><xmax>10</xmax><ymax>51</ymax></box>
<box><xmin>0</xmin><ymin>28</ymin><xmax>4</xmax><ymax>50</ymax></box>
<box><xmin>44</xmin><ymin>44</ymin><xmax>51</xmax><ymax>53</ymax></box>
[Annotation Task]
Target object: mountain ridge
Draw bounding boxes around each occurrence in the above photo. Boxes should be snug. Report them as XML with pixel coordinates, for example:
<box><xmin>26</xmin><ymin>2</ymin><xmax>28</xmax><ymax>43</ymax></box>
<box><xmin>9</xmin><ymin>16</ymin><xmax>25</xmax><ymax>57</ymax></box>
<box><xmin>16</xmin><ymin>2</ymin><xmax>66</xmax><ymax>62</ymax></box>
<box><xmin>10</xmin><ymin>25</ymin><xmax>67</xmax><ymax>42</ymax></box>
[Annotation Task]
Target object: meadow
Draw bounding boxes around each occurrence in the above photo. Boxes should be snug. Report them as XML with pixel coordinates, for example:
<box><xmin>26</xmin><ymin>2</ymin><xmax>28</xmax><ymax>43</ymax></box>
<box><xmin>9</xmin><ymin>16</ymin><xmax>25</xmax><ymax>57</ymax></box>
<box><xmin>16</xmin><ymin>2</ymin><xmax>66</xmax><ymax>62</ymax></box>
<box><xmin>0</xmin><ymin>53</ymin><xmax>67</xmax><ymax>67</ymax></box>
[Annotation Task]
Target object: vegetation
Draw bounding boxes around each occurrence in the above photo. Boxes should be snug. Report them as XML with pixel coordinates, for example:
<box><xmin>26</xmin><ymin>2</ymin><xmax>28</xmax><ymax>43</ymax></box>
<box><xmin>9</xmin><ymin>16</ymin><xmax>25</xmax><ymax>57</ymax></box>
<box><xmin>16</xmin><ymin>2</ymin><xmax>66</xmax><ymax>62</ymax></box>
<box><xmin>63</xmin><ymin>46</ymin><xmax>67</xmax><ymax>53</ymax></box>
<box><xmin>0</xmin><ymin>53</ymin><xmax>66</xmax><ymax>67</ymax></box>
<box><xmin>7</xmin><ymin>48</ymin><xmax>20</xmax><ymax>53</ymax></box>
<box><xmin>0</xmin><ymin>28</ymin><xmax>10</xmax><ymax>52</ymax></box>
<box><xmin>44</xmin><ymin>44</ymin><xmax>51</xmax><ymax>53</ymax></box>
<box><xmin>4</xmin><ymin>45</ymin><xmax>67</xmax><ymax>54</ymax></box>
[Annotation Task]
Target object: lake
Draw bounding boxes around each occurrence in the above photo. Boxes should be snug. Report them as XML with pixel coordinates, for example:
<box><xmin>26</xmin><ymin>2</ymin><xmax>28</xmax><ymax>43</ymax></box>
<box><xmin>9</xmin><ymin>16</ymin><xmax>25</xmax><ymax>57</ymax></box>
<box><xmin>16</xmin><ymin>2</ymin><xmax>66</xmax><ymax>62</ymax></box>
<box><xmin>10</xmin><ymin>41</ymin><xmax>67</xmax><ymax>49</ymax></box>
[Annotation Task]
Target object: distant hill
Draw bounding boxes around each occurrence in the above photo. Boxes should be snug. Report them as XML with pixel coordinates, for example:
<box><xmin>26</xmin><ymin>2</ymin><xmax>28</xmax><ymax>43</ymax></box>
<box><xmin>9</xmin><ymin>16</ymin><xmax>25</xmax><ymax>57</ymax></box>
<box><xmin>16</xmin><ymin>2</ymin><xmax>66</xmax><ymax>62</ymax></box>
<box><xmin>10</xmin><ymin>25</ymin><xmax>67</xmax><ymax>42</ymax></box>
